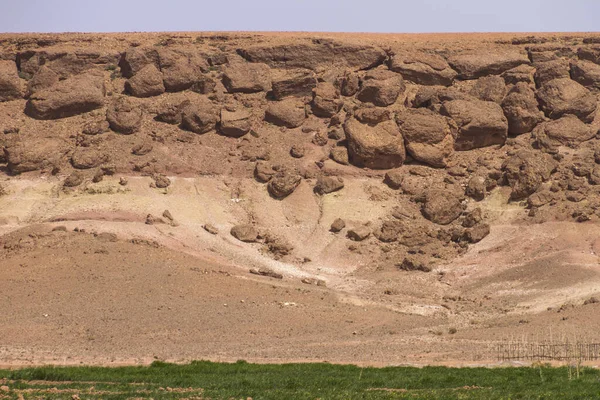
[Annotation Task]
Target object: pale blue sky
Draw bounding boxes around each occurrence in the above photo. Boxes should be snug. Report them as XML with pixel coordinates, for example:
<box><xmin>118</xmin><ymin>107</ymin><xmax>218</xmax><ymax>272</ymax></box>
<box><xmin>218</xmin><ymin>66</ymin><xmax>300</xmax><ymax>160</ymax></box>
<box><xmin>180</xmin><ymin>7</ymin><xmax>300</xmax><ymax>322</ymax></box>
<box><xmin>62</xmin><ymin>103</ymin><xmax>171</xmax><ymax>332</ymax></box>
<box><xmin>1</xmin><ymin>0</ymin><xmax>599</xmax><ymax>33</ymax></box>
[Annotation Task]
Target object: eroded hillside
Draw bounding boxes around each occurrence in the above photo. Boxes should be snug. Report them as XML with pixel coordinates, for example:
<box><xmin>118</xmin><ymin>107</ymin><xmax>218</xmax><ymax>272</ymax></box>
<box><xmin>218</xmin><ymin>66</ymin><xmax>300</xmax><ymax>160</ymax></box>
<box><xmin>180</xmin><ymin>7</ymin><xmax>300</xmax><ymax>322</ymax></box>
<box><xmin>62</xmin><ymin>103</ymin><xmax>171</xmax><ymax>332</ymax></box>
<box><xmin>1</xmin><ymin>32</ymin><xmax>600</xmax><ymax>365</ymax></box>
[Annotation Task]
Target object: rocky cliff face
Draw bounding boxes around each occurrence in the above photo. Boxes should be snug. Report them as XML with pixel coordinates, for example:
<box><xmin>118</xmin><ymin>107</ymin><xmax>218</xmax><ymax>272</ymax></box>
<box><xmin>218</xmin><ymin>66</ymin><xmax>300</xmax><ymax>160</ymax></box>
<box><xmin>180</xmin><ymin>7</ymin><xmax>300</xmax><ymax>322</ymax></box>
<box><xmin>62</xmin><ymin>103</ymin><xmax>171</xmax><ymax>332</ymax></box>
<box><xmin>1</xmin><ymin>33</ymin><xmax>600</xmax><ymax>272</ymax></box>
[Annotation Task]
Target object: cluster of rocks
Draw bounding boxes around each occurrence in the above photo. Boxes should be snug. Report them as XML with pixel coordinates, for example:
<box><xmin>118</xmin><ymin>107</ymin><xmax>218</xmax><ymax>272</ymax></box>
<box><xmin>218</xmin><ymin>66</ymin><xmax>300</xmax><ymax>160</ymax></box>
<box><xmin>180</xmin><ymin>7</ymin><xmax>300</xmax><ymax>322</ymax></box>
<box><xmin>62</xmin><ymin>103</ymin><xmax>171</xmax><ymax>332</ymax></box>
<box><xmin>2</xmin><ymin>37</ymin><xmax>600</xmax><ymax>271</ymax></box>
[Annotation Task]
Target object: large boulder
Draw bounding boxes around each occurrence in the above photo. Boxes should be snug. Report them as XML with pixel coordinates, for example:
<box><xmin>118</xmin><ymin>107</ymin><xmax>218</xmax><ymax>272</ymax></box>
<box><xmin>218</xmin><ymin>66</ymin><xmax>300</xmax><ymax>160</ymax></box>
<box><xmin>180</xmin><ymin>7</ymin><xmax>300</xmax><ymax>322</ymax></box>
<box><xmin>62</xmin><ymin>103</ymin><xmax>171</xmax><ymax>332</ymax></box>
<box><xmin>440</xmin><ymin>99</ymin><xmax>508</xmax><ymax>151</ymax></box>
<box><xmin>17</xmin><ymin>49</ymin><xmax>119</xmax><ymax>80</ymax></box>
<box><xmin>71</xmin><ymin>148</ymin><xmax>108</xmax><ymax>169</ymax></box>
<box><xmin>421</xmin><ymin>189</ymin><xmax>464</xmax><ymax>225</ymax></box>
<box><xmin>502</xmin><ymin>149</ymin><xmax>557</xmax><ymax>200</ymax></box>
<box><xmin>106</xmin><ymin>97</ymin><xmax>142</xmax><ymax>134</ymax></box>
<box><xmin>265</xmin><ymin>98</ymin><xmax>306</xmax><ymax>128</ymax></box>
<box><xmin>25</xmin><ymin>72</ymin><xmax>105</xmax><ymax>119</ymax></box>
<box><xmin>396</xmin><ymin>108</ymin><xmax>455</xmax><ymax>168</ymax></box>
<box><xmin>356</xmin><ymin>69</ymin><xmax>404</xmax><ymax>107</ymax></box>
<box><xmin>532</xmin><ymin>115</ymin><xmax>596</xmax><ymax>150</ymax></box>
<box><xmin>4</xmin><ymin>139</ymin><xmax>69</xmax><ymax>174</ymax></box>
<box><xmin>570</xmin><ymin>60</ymin><xmax>600</xmax><ymax>91</ymax></box>
<box><xmin>501</xmin><ymin>64</ymin><xmax>535</xmax><ymax>85</ymax></box>
<box><xmin>314</xmin><ymin>176</ymin><xmax>344</xmax><ymax>195</ymax></box>
<box><xmin>158</xmin><ymin>48</ymin><xmax>208</xmax><ymax>92</ymax></box>
<box><xmin>271</xmin><ymin>70</ymin><xmax>317</xmax><ymax>100</ymax></box>
<box><xmin>181</xmin><ymin>97</ymin><xmax>218</xmax><ymax>134</ymax></box>
<box><xmin>536</xmin><ymin>78</ymin><xmax>597</xmax><ymax>123</ymax></box>
<box><xmin>447</xmin><ymin>51</ymin><xmax>530</xmax><ymax>80</ymax></box>
<box><xmin>344</xmin><ymin>117</ymin><xmax>406</xmax><ymax>169</ymax></box>
<box><xmin>237</xmin><ymin>40</ymin><xmax>386</xmax><ymax>71</ymax></box>
<box><xmin>219</xmin><ymin>109</ymin><xmax>251</xmax><ymax>137</ymax></box>
<box><xmin>469</xmin><ymin>75</ymin><xmax>506</xmax><ymax>103</ymax></box>
<box><xmin>339</xmin><ymin>70</ymin><xmax>360</xmax><ymax>96</ymax></box>
<box><xmin>230</xmin><ymin>224</ymin><xmax>259</xmax><ymax>243</ymax></box>
<box><xmin>578</xmin><ymin>46</ymin><xmax>600</xmax><ymax>65</ymax></box>
<box><xmin>26</xmin><ymin>65</ymin><xmax>59</xmax><ymax>97</ymax></box>
<box><xmin>267</xmin><ymin>169</ymin><xmax>302</xmax><ymax>199</ymax></box>
<box><xmin>501</xmin><ymin>83</ymin><xmax>545</xmax><ymax>135</ymax></box>
<box><xmin>311</xmin><ymin>82</ymin><xmax>342</xmax><ymax>118</ymax></box>
<box><xmin>124</xmin><ymin>64</ymin><xmax>165</xmax><ymax>97</ymax></box>
<box><xmin>389</xmin><ymin>51</ymin><xmax>457</xmax><ymax>86</ymax></box>
<box><xmin>534</xmin><ymin>59</ymin><xmax>570</xmax><ymax>88</ymax></box>
<box><xmin>222</xmin><ymin>62</ymin><xmax>271</xmax><ymax>93</ymax></box>
<box><xmin>0</xmin><ymin>60</ymin><xmax>22</xmax><ymax>101</ymax></box>
<box><xmin>119</xmin><ymin>46</ymin><xmax>160</xmax><ymax>78</ymax></box>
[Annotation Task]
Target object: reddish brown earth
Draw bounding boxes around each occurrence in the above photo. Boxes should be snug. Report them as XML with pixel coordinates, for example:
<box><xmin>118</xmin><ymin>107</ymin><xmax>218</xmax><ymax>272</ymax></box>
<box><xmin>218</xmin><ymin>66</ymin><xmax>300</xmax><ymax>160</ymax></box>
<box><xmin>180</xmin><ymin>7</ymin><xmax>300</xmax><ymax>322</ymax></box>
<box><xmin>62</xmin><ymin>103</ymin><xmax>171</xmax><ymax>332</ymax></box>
<box><xmin>1</xmin><ymin>32</ymin><xmax>600</xmax><ymax>367</ymax></box>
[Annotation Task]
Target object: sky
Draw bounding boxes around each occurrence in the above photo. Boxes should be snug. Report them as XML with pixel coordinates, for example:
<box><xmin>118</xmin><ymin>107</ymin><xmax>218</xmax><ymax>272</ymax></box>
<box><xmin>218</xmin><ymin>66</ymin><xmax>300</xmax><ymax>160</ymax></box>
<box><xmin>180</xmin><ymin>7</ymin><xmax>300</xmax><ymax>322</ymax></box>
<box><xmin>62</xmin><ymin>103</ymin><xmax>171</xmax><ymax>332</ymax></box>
<box><xmin>1</xmin><ymin>0</ymin><xmax>599</xmax><ymax>33</ymax></box>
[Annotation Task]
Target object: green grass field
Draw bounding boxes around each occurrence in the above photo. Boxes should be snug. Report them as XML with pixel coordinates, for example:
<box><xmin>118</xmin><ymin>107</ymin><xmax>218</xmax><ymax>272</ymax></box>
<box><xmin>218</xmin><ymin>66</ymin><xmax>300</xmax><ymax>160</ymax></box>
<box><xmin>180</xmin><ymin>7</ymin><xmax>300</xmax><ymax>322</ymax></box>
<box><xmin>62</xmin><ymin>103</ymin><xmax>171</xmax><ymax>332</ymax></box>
<box><xmin>1</xmin><ymin>360</ymin><xmax>599</xmax><ymax>399</ymax></box>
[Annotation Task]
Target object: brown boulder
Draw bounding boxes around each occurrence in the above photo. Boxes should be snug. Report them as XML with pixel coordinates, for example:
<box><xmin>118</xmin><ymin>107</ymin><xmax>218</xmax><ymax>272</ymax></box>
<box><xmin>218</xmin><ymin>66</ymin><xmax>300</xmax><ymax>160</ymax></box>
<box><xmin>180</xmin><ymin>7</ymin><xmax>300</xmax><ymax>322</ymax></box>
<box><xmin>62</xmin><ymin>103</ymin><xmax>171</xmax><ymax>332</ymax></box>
<box><xmin>71</xmin><ymin>149</ymin><xmax>108</xmax><ymax>169</ymax></box>
<box><xmin>501</xmin><ymin>64</ymin><xmax>535</xmax><ymax>85</ymax></box>
<box><xmin>578</xmin><ymin>46</ymin><xmax>600</xmax><ymax>65</ymax></box>
<box><xmin>354</xmin><ymin>108</ymin><xmax>392</xmax><ymax>125</ymax></box>
<box><xmin>330</xmin><ymin>218</ymin><xmax>346</xmax><ymax>233</ymax></box>
<box><xmin>0</xmin><ymin>60</ymin><xmax>22</xmax><ymax>101</ymax></box>
<box><xmin>534</xmin><ymin>59</ymin><xmax>570</xmax><ymax>88</ymax></box>
<box><xmin>344</xmin><ymin>117</ymin><xmax>406</xmax><ymax>169</ymax></box>
<box><xmin>570</xmin><ymin>60</ymin><xmax>600</xmax><ymax>91</ymax></box>
<box><xmin>158</xmin><ymin>48</ymin><xmax>208</xmax><ymax>92</ymax></box>
<box><xmin>155</xmin><ymin>100</ymin><xmax>189</xmax><ymax>125</ymax></box>
<box><xmin>230</xmin><ymin>224</ymin><xmax>259</xmax><ymax>242</ymax></box>
<box><xmin>447</xmin><ymin>51</ymin><xmax>530</xmax><ymax>80</ymax></box>
<box><xmin>464</xmin><ymin>223</ymin><xmax>490</xmax><ymax>243</ymax></box>
<box><xmin>440</xmin><ymin>99</ymin><xmax>508</xmax><ymax>151</ymax></box>
<box><xmin>356</xmin><ymin>69</ymin><xmax>405</xmax><ymax>107</ymax></box>
<box><xmin>314</xmin><ymin>176</ymin><xmax>344</xmax><ymax>195</ymax></box>
<box><xmin>383</xmin><ymin>169</ymin><xmax>404</xmax><ymax>189</ymax></box>
<box><xmin>339</xmin><ymin>70</ymin><xmax>360</xmax><ymax>96</ymax></box>
<box><xmin>153</xmin><ymin>174</ymin><xmax>171</xmax><ymax>189</ymax></box>
<box><xmin>311</xmin><ymin>82</ymin><xmax>343</xmax><ymax>118</ymax></box>
<box><xmin>26</xmin><ymin>72</ymin><xmax>105</xmax><ymax>119</ymax></box>
<box><xmin>267</xmin><ymin>169</ymin><xmax>302</xmax><ymax>199</ymax></box>
<box><xmin>501</xmin><ymin>83</ymin><xmax>545</xmax><ymax>135</ymax></box>
<box><xmin>421</xmin><ymin>189</ymin><xmax>465</xmax><ymax>225</ymax></box>
<box><xmin>26</xmin><ymin>65</ymin><xmax>58</xmax><ymax>97</ymax></box>
<box><xmin>106</xmin><ymin>97</ymin><xmax>142</xmax><ymax>134</ymax></box>
<box><xmin>536</xmin><ymin>78</ymin><xmax>597</xmax><ymax>123</ymax></box>
<box><xmin>465</xmin><ymin>176</ymin><xmax>486</xmax><ymax>201</ymax></box>
<box><xmin>237</xmin><ymin>40</ymin><xmax>386</xmax><ymax>71</ymax></box>
<box><xmin>389</xmin><ymin>51</ymin><xmax>456</xmax><ymax>86</ymax></box>
<box><xmin>271</xmin><ymin>70</ymin><xmax>317</xmax><ymax>100</ymax></box>
<box><xmin>330</xmin><ymin>146</ymin><xmax>349</xmax><ymax>165</ymax></box>
<box><xmin>532</xmin><ymin>115</ymin><xmax>596</xmax><ymax>150</ymax></box>
<box><xmin>64</xmin><ymin>171</ymin><xmax>84</xmax><ymax>187</ymax></box>
<box><xmin>265</xmin><ymin>98</ymin><xmax>306</xmax><ymax>128</ymax></box>
<box><xmin>469</xmin><ymin>76</ymin><xmax>506</xmax><ymax>103</ymax></box>
<box><xmin>181</xmin><ymin>97</ymin><xmax>218</xmax><ymax>134</ymax></box>
<box><xmin>119</xmin><ymin>46</ymin><xmax>160</xmax><ymax>78</ymax></box>
<box><xmin>124</xmin><ymin>64</ymin><xmax>165</xmax><ymax>98</ymax></box>
<box><xmin>5</xmin><ymin>139</ymin><xmax>69</xmax><ymax>174</ymax></box>
<box><xmin>502</xmin><ymin>149</ymin><xmax>557</xmax><ymax>200</ymax></box>
<box><xmin>219</xmin><ymin>109</ymin><xmax>251</xmax><ymax>137</ymax></box>
<box><xmin>396</xmin><ymin>108</ymin><xmax>455</xmax><ymax>168</ymax></box>
<box><xmin>222</xmin><ymin>62</ymin><xmax>271</xmax><ymax>93</ymax></box>
<box><xmin>462</xmin><ymin>208</ymin><xmax>483</xmax><ymax>228</ymax></box>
